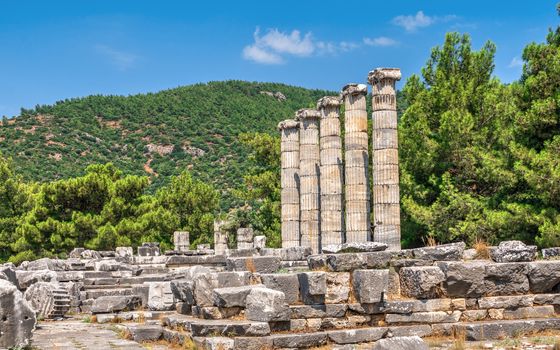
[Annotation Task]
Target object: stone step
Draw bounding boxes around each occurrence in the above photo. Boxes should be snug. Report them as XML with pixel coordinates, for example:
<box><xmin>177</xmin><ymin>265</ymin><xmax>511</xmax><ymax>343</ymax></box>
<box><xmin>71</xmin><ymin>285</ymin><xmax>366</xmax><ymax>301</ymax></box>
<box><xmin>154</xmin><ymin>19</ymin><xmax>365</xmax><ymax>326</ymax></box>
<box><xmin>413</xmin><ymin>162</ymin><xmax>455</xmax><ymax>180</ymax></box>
<box><xmin>83</xmin><ymin>283</ymin><xmax>133</xmax><ymax>290</ymax></box>
<box><xmin>86</xmin><ymin>288</ymin><xmax>133</xmax><ymax>299</ymax></box>
<box><xmin>161</xmin><ymin>315</ymin><xmax>270</xmax><ymax>337</ymax></box>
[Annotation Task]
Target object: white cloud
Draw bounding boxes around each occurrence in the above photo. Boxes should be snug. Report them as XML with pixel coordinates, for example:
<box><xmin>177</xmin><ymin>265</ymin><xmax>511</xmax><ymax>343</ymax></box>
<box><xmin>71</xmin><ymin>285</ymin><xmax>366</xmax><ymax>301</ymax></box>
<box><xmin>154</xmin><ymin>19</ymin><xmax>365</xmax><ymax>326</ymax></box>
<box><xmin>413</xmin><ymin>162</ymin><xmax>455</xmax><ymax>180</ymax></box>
<box><xmin>363</xmin><ymin>36</ymin><xmax>398</xmax><ymax>47</ymax></box>
<box><xmin>94</xmin><ymin>44</ymin><xmax>138</xmax><ymax>70</ymax></box>
<box><xmin>243</xmin><ymin>45</ymin><xmax>283</xmax><ymax>64</ymax></box>
<box><xmin>242</xmin><ymin>27</ymin><xmax>359</xmax><ymax>64</ymax></box>
<box><xmin>509</xmin><ymin>56</ymin><xmax>524</xmax><ymax>68</ymax></box>
<box><xmin>392</xmin><ymin>11</ymin><xmax>457</xmax><ymax>32</ymax></box>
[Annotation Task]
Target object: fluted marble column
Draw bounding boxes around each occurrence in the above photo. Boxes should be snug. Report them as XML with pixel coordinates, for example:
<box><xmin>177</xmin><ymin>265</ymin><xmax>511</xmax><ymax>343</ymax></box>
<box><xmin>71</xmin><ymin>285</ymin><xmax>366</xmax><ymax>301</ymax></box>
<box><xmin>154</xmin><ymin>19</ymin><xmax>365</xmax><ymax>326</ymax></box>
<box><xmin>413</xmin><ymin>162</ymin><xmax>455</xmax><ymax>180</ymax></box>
<box><xmin>296</xmin><ymin>109</ymin><xmax>321</xmax><ymax>254</ymax></box>
<box><xmin>278</xmin><ymin>119</ymin><xmax>301</xmax><ymax>248</ymax></box>
<box><xmin>317</xmin><ymin>96</ymin><xmax>344</xmax><ymax>248</ymax></box>
<box><xmin>368</xmin><ymin>68</ymin><xmax>402</xmax><ymax>250</ymax></box>
<box><xmin>341</xmin><ymin>84</ymin><xmax>370</xmax><ymax>243</ymax></box>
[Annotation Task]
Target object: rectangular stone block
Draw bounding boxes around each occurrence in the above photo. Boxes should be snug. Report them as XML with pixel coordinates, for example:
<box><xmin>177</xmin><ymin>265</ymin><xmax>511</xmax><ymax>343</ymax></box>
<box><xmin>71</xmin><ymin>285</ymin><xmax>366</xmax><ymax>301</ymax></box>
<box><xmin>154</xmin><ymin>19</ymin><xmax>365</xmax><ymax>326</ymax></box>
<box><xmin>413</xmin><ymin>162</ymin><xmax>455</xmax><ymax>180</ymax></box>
<box><xmin>352</xmin><ymin>269</ymin><xmax>388</xmax><ymax>303</ymax></box>
<box><xmin>385</xmin><ymin>310</ymin><xmax>461</xmax><ymax>324</ymax></box>
<box><xmin>261</xmin><ymin>273</ymin><xmax>300</xmax><ymax>304</ymax></box>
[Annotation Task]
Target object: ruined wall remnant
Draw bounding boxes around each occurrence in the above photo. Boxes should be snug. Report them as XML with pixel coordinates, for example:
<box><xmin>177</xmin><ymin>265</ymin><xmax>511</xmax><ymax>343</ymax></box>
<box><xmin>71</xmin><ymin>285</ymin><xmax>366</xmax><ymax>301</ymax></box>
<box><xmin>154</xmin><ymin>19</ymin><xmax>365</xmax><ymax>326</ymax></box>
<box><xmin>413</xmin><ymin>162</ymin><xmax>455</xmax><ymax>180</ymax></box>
<box><xmin>368</xmin><ymin>68</ymin><xmax>402</xmax><ymax>250</ymax></box>
<box><xmin>341</xmin><ymin>84</ymin><xmax>370</xmax><ymax>244</ymax></box>
<box><xmin>173</xmin><ymin>231</ymin><xmax>190</xmax><ymax>252</ymax></box>
<box><xmin>317</xmin><ymin>96</ymin><xmax>344</xmax><ymax>248</ymax></box>
<box><xmin>278</xmin><ymin>119</ymin><xmax>301</xmax><ymax>248</ymax></box>
<box><xmin>296</xmin><ymin>109</ymin><xmax>322</xmax><ymax>254</ymax></box>
<box><xmin>213</xmin><ymin>220</ymin><xmax>228</xmax><ymax>255</ymax></box>
<box><xmin>237</xmin><ymin>228</ymin><xmax>254</xmax><ymax>250</ymax></box>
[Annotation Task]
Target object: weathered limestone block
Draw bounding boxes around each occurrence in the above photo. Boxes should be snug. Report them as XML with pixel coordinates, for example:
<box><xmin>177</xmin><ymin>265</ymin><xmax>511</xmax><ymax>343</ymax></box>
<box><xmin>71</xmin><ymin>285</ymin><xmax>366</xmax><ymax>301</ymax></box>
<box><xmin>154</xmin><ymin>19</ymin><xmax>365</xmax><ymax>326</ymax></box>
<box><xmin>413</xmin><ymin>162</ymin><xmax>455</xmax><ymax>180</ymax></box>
<box><xmin>322</xmin><ymin>242</ymin><xmax>388</xmax><ymax>254</ymax></box>
<box><xmin>352</xmin><ymin>269</ymin><xmax>389</xmax><ymax>303</ymax></box>
<box><xmin>195</xmin><ymin>337</ymin><xmax>235</xmax><ymax>350</ymax></box>
<box><xmin>503</xmin><ymin>305</ymin><xmax>555</xmax><ymax>320</ymax></box>
<box><xmin>348</xmin><ymin>303</ymin><xmax>383</xmax><ymax>314</ymax></box>
<box><xmin>437</xmin><ymin>261</ymin><xmax>486</xmax><ymax>297</ymax></box>
<box><xmin>193</xmin><ymin>272</ymin><xmax>251</xmax><ymax>306</ymax></box>
<box><xmin>138</xmin><ymin>242</ymin><xmax>160</xmax><ymax>256</ymax></box>
<box><xmin>484</xmin><ymin>262</ymin><xmax>529</xmax><ymax>295</ymax></box>
<box><xmin>173</xmin><ymin>231</ymin><xmax>190</xmax><ymax>252</ymax></box>
<box><xmin>253</xmin><ymin>235</ymin><xmax>266</xmax><ymax>249</ymax></box>
<box><xmin>261</xmin><ymin>273</ymin><xmax>300</xmax><ymax>304</ymax></box>
<box><xmin>528</xmin><ymin>260</ymin><xmax>560</xmax><ymax>293</ymax></box>
<box><xmin>489</xmin><ymin>240</ymin><xmax>537</xmax><ymax>263</ymax></box>
<box><xmin>412</xmin><ymin>242</ymin><xmax>465</xmax><ymax>261</ymax></box>
<box><xmin>24</xmin><ymin>257</ymin><xmax>70</xmax><ymax>271</ymax></box>
<box><xmin>128</xmin><ymin>325</ymin><xmax>163</xmax><ymax>342</ymax></box>
<box><xmin>326</xmin><ymin>272</ymin><xmax>350</xmax><ymax>303</ymax></box>
<box><xmin>373</xmin><ymin>336</ymin><xmax>429</xmax><ymax>350</ymax></box>
<box><xmin>382</xmin><ymin>299</ymin><xmax>452</xmax><ymax>314</ymax></box>
<box><xmin>147</xmin><ymin>282</ymin><xmax>175</xmax><ymax>311</ymax></box>
<box><xmin>214</xmin><ymin>220</ymin><xmax>228</xmax><ymax>255</ymax></box>
<box><xmin>385</xmin><ymin>310</ymin><xmax>462</xmax><ymax>324</ymax></box>
<box><xmin>237</xmin><ymin>228</ymin><xmax>254</xmax><ymax>250</ymax></box>
<box><xmin>234</xmin><ymin>337</ymin><xmax>274</xmax><ymax>350</ymax></box>
<box><xmin>16</xmin><ymin>269</ymin><xmax>57</xmax><ymax>290</ymax></box>
<box><xmin>245</xmin><ymin>288</ymin><xmax>290</xmax><ymax>322</ymax></box>
<box><xmin>226</xmin><ymin>256</ymin><xmax>280</xmax><ymax>273</ymax></box>
<box><xmin>0</xmin><ymin>263</ymin><xmax>17</xmax><ymax>286</ymax></box>
<box><xmin>190</xmin><ymin>319</ymin><xmax>270</xmax><ymax>337</ymax></box>
<box><xmin>542</xmin><ymin>247</ymin><xmax>560</xmax><ymax>259</ymax></box>
<box><xmin>24</xmin><ymin>282</ymin><xmax>70</xmax><ymax>319</ymax></box>
<box><xmin>91</xmin><ymin>295</ymin><xmax>141</xmax><ymax>313</ymax></box>
<box><xmin>298</xmin><ymin>272</ymin><xmax>327</xmax><ymax>304</ymax></box>
<box><xmin>478</xmin><ymin>295</ymin><xmax>534</xmax><ymax>309</ymax></box>
<box><xmin>93</xmin><ymin>259</ymin><xmax>140</xmax><ymax>273</ymax></box>
<box><xmin>316</xmin><ymin>251</ymin><xmax>397</xmax><ymax>272</ymax></box>
<box><xmin>280</xmin><ymin>246</ymin><xmax>312</xmax><ymax>261</ymax></box>
<box><xmin>0</xmin><ymin>279</ymin><xmax>36</xmax><ymax>349</ymax></box>
<box><xmin>170</xmin><ymin>280</ymin><xmax>195</xmax><ymax>305</ymax></box>
<box><xmin>290</xmin><ymin>304</ymin><xmax>348</xmax><ymax>318</ymax></box>
<box><xmin>328</xmin><ymin>327</ymin><xmax>387</xmax><ymax>344</ymax></box>
<box><xmin>399</xmin><ymin>266</ymin><xmax>445</xmax><ymax>298</ymax></box>
<box><xmin>115</xmin><ymin>246</ymin><xmax>133</xmax><ymax>258</ymax></box>
<box><xmin>534</xmin><ymin>293</ymin><xmax>560</xmax><ymax>305</ymax></box>
<box><xmin>488</xmin><ymin>308</ymin><xmax>504</xmax><ymax>320</ymax></box>
<box><xmin>387</xmin><ymin>325</ymin><xmax>433</xmax><ymax>338</ymax></box>
<box><xmin>462</xmin><ymin>309</ymin><xmax>488</xmax><ymax>322</ymax></box>
<box><xmin>271</xmin><ymin>333</ymin><xmax>328</xmax><ymax>348</ymax></box>
<box><xmin>461</xmin><ymin>319</ymin><xmax>560</xmax><ymax>341</ymax></box>
<box><xmin>212</xmin><ymin>285</ymin><xmax>264</xmax><ymax>308</ymax></box>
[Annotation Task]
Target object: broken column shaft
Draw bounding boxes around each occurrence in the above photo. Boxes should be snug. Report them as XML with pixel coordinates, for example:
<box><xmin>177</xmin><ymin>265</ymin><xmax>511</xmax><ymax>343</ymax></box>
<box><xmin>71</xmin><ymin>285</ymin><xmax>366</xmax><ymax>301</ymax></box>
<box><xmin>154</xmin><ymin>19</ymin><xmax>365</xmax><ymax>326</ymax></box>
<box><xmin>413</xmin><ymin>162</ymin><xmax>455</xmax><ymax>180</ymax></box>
<box><xmin>278</xmin><ymin>119</ymin><xmax>301</xmax><ymax>248</ymax></box>
<box><xmin>341</xmin><ymin>84</ymin><xmax>371</xmax><ymax>243</ymax></box>
<box><xmin>317</xmin><ymin>96</ymin><xmax>344</xmax><ymax>248</ymax></box>
<box><xmin>368</xmin><ymin>68</ymin><xmax>402</xmax><ymax>250</ymax></box>
<box><xmin>296</xmin><ymin>109</ymin><xmax>321</xmax><ymax>254</ymax></box>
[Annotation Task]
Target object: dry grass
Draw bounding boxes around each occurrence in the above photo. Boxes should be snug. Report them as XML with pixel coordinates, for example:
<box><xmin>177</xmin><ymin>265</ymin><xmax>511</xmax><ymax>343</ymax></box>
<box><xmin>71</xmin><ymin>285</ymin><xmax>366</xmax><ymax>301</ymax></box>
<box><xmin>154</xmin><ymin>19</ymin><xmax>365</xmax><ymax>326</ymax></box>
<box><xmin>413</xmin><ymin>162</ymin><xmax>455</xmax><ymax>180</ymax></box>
<box><xmin>245</xmin><ymin>258</ymin><xmax>256</xmax><ymax>273</ymax></box>
<box><xmin>474</xmin><ymin>237</ymin><xmax>490</xmax><ymax>259</ymax></box>
<box><xmin>117</xmin><ymin>327</ymin><xmax>132</xmax><ymax>340</ymax></box>
<box><xmin>423</xmin><ymin>236</ymin><xmax>438</xmax><ymax>247</ymax></box>
<box><xmin>451</xmin><ymin>327</ymin><xmax>466</xmax><ymax>350</ymax></box>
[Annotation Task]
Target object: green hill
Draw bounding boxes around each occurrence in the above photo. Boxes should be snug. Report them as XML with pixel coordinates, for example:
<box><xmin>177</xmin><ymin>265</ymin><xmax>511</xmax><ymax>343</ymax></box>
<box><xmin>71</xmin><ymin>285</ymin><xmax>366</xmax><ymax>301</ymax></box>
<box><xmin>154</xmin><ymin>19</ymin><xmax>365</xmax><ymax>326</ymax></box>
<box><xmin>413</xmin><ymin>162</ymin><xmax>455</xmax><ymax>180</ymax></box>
<box><xmin>0</xmin><ymin>81</ymin><xmax>333</xmax><ymax>210</ymax></box>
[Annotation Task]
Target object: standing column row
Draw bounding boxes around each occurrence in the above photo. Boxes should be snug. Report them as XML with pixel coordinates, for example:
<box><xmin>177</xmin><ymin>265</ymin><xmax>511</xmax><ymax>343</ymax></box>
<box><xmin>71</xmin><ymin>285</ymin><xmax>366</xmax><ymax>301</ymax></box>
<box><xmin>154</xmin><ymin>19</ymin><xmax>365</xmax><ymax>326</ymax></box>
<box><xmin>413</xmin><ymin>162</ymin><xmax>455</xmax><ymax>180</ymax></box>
<box><xmin>317</xmin><ymin>96</ymin><xmax>344</xmax><ymax>248</ymax></box>
<box><xmin>368</xmin><ymin>68</ymin><xmax>402</xmax><ymax>250</ymax></box>
<box><xmin>341</xmin><ymin>84</ymin><xmax>370</xmax><ymax>243</ymax></box>
<box><xmin>296</xmin><ymin>109</ymin><xmax>321</xmax><ymax>254</ymax></box>
<box><xmin>278</xmin><ymin>120</ymin><xmax>301</xmax><ymax>248</ymax></box>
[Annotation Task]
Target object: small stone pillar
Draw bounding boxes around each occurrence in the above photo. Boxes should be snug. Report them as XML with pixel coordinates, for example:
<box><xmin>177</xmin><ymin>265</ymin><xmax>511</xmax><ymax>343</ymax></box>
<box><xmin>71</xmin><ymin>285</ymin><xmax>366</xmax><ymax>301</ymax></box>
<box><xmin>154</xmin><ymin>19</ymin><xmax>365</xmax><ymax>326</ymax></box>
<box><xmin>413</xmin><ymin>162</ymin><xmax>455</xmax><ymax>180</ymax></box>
<box><xmin>138</xmin><ymin>242</ymin><xmax>160</xmax><ymax>256</ymax></box>
<box><xmin>237</xmin><ymin>228</ymin><xmax>254</xmax><ymax>250</ymax></box>
<box><xmin>214</xmin><ymin>220</ymin><xmax>228</xmax><ymax>255</ymax></box>
<box><xmin>341</xmin><ymin>84</ymin><xmax>370</xmax><ymax>243</ymax></box>
<box><xmin>173</xmin><ymin>231</ymin><xmax>190</xmax><ymax>252</ymax></box>
<box><xmin>317</xmin><ymin>96</ymin><xmax>344</xmax><ymax>248</ymax></box>
<box><xmin>253</xmin><ymin>235</ymin><xmax>267</xmax><ymax>249</ymax></box>
<box><xmin>296</xmin><ymin>108</ymin><xmax>321</xmax><ymax>253</ymax></box>
<box><xmin>278</xmin><ymin>119</ymin><xmax>301</xmax><ymax>248</ymax></box>
<box><xmin>368</xmin><ymin>68</ymin><xmax>402</xmax><ymax>250</ymax></box>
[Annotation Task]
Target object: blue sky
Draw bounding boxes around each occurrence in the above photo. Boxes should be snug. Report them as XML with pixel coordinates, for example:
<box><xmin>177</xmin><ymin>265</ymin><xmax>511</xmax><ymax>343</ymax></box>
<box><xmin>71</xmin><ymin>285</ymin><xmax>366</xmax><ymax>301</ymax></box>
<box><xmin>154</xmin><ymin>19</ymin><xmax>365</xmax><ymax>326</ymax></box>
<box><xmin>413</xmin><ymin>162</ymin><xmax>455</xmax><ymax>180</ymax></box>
<box><xmin>0</xmin><ymin>1</ymin><xmax>558</xmax><ymax>117</ymax></box>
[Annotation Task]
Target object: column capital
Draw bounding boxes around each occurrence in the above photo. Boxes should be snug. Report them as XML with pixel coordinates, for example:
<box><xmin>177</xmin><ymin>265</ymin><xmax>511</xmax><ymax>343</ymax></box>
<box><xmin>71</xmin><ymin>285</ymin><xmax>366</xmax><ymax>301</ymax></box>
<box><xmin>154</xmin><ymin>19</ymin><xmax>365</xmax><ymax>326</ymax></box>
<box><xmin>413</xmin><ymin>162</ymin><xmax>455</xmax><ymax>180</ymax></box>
<box><xmin>341</xmin><ymin>83</ymin><xmax>367</xmax><ymax>97</ymax></box>
<box><xmin>277</xmin><ymin>119</ymin><xmax>299</xmax><ymax>131</ymax></box>
<box><xmin>367</xmin><ymin>68</ymin><xmax>402</xmax><ymax>85</ymax></box>
<box><xmin>317</xmin><ymin>96</ymin><xmax>341</xmax><ymax>109</ymax></box>
<box><xmin>295</xmin><ymin>108</ymin><xmax>321</xmax><ymax>121</ymax></box>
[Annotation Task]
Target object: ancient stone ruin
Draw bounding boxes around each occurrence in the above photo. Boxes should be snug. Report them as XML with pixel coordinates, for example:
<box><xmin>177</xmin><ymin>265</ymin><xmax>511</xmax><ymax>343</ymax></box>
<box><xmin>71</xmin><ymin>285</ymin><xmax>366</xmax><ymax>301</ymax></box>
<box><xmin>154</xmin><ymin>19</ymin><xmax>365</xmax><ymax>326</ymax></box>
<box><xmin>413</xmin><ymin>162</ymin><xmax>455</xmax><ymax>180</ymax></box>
<box><xmin>279</xmin><ymin>68</ymin><xmax>402</xmax><ymax>254</ymax></box>
<box><xmin>1</xmin><ymin>68</ymin><xmax>560</xmax><ymax>349</ymax></box>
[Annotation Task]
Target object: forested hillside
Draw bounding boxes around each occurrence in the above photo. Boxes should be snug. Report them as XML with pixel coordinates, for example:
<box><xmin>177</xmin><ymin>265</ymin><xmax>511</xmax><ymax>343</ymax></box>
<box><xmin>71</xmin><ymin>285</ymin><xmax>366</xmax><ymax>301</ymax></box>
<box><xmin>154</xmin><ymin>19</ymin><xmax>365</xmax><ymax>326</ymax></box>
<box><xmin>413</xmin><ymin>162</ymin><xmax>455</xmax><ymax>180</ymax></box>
<box><xmin>0</xmin><ymin>81</ymin><xmax>332</xmax><ymax>209</ymax></box>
